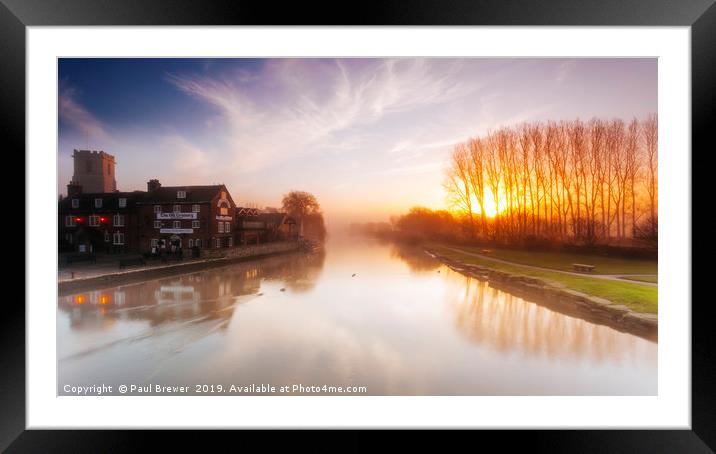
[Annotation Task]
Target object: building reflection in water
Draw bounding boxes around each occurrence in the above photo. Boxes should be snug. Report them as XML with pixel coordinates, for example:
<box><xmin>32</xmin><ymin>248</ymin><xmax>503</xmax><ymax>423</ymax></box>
<box><xmin>58</xmin><ymin>251</ymin><xmax>326</xmax><ymax>334</ymax></box>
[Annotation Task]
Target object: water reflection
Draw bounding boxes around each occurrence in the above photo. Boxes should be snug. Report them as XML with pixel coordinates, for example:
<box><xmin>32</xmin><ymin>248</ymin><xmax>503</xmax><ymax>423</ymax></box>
<box><xmin>57</xmin><ymin>239</ymin><xmax>655</xmax><ymax>395</ymax></box>
<box><xmin>445</xmin><ymin>272</ymin><xmax>653</xmax><ymax>366</ymax></box>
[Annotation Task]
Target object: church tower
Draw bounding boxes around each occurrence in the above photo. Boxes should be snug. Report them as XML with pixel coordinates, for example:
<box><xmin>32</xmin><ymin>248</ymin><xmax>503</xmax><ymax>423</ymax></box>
<box><xmin>71</xmin><ymin>149</ymin><xmax>117</xmax><ymax>193</ymax></box>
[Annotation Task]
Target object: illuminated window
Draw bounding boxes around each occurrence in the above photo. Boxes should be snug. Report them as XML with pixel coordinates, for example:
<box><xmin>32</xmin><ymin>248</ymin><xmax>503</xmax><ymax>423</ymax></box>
<box><xmin>177</xmin><ymin>190</ymin><xmax>186</xmax><ymax>199</ymax></box>
<box><xmin>220</xmin><ymin>207</ymin><xmax>228</xmax><ymax>215</ymax></box>
<box><xmin>94</xmin><ymin>198</ymin><xmax>102</xmax><ymax>208</ymax></box>
<box><xmin>173</xmin><ymin>220</ymin><xmax>181</xmax><ymax>229</ymax></box>
<box><xmin>118</xmin><ymin>198</ymin><xmax>127</xmax><ymax>208</ymax></box>
<box><xmin>89</xmin><ymin>215</ymin><xmax>100</xmax><ymax>227</ymax></box>
<box><xmin>150</xmin><ymin>239</ymin><xmax>158</xmax><ymax>248</ymax></box>
<box><xmin>192</xmin><ymin>204</ymin><xmax>200</xmax><ymax>213</ymax></box>
<box><xmin>154</xmin><ymin>205</ymin><xmax>162</xmax><ymax>213</ymax></box>
<box><xmin>192</xmin><ymin>220</ymin><xmax>200</xmax><ymax>229</ymax></box>
<box><xmin>65</xmin><ymin>215</ymin><xmax>76</xmax><ymax>227</ymax></box>
<box><xmin>71</xmin><ymin>199</ymin><xmax>79</xmax><ymax>209</ymax></box>
<box><xmin>113</xmin><ymin>232</ymin><xmax>125</xmax><ymax>245</ymax></box>
<box><xmin>154</xmin><ymin>220</ymin><xmax>162</xmax><ymax>229</ymax></box>
<box><xmin>113</xmin><ymin>214</ymin><xmax>124</xmax><ymax>227</ymax></box>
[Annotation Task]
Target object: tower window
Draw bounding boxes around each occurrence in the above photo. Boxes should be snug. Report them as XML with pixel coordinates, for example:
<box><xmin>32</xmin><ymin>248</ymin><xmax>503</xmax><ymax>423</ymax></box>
<box><xmin>94</xmin><ymin>198</ymin><xmax>102</xmax><ymax>208</ymax></box>
<box><xmin>71</xmin><ymin>199</ymin><xmax>79</xmax><ymax>209</ymax></box>
<box><xmin>118</xmin><ymin>198</ymin><xmax>127</xmax><ymax>208</ymax></box>
<box><xmin>177</xmin><ymin>190</ymin><xmax>186</xmax><ymax>199</ymax></box>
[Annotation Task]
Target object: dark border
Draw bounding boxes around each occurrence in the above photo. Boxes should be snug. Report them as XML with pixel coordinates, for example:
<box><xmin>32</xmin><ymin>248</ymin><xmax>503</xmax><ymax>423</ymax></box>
<box><xmin>3</xmin><ymin>0</ymin><xmax>709</xmax><ymax>451</ymax></box>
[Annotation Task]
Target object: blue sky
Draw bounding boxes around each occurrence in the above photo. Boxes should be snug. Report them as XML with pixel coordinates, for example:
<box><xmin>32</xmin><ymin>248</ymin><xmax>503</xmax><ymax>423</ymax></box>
<box><xmin>58</xmin><ymin>58</ymin><xmax>657</xmax><ymax>224</ymax></box>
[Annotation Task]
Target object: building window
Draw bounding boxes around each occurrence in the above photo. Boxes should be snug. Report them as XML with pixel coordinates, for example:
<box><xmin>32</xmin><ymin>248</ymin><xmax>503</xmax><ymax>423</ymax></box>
<box><xmin>173</xmin><ymin>205</ymin><xmax>181</xmax><ymax>213</ymax></box>
<box><xmin>65</xmin><ymin>215</ymin><xmax>76</xmax><ymax>227</ymax></box>
<box><xmin>215</xmin><ymin>238</ymin><xmax>221</xmax><ymax>248</ymax></box>
<box><xmin>89</xmin><ymin>215</ymin><xmax>100</xmax><ymax>227</ymax></box>
<box><xmin>192</xmin><ymin>220</ymin><xmax>200</xmax><ymax>229</ymax></box>
<box><xmin>192</xmin><ymin>204</ymin><xmax>200</xmax><ymax>213</ymax></box>
<box><xmin>113</xmin><ymin>232</ymin><xmax>125</xmax><ymax>245</ymax></box>
<box><xmin>220</xmin><ymin>207</ymin><xmax>228</xmax><ymax>215</ymax></box>
<box><xmin>150</xmin><ymin>239</ymin><xmax>159</xmax><ymax>248</ymax></box>
<box><xmin>113</xmin><ymin>214</ymin><xmax>124</xmax><ymax>227</ymax></box>
<box><xmin>195</xmin><ymin>239</ymin><xmax>201</xmax><ymax>248</ymax></box>
<box><xmin>188</xmin><ymin>239</ymin><xmax>194</xmax><ymax>248</ymax></box>
<box><xmin>65</xmin><ymin>232</ymin><xmax>73</xmax><ymax>244</ymax></box>
<box><xmin>225</xmin><ymin>222</ymin><xmax>231</xmax><ymax>233</ymax></box>
<box><xmin>71</xmin><ymin>199</ymin><xmax>79</xmax><ymax>209</ymax></box>
<box><xmin>177</xmin><ymin>190</ymin><xmax>186</xmax><ymax>199</ymax></box>
<box><xmin>173</xmin><ymin>220</ymin><xmax>181</xmax><ymax>229</ymax></box>
<box><xmin>104</xmin><ymin>231</ymin><xmax>110</xmax><ymax>242</ymax></box>
<box><xmin>154</xmin><ymin>220</ymin><xmax>162</xmax><ymax>229</ymax></box>
<box><xmin>94</xmin><ymin>198</ymin><xmax>103</xmax><ymax>208</ymax></box>
<box><xmin>154</xmin><ymin>205</ymin><xmax>162</xmax><ymax>213</ymax></box>
<box><xmin>228</xmin><ymin>237</ymin><xmax>233</xmax><ymax>247</ymax></box>
<box><xmin>119</xmin><ymin>198</ymin><xmax>127</xmax><ymax>208</ymax></box>
<box><xmin>218</xmin><ymin>222</ymin><xmax>224</xmax><ymax>233</ymax></box>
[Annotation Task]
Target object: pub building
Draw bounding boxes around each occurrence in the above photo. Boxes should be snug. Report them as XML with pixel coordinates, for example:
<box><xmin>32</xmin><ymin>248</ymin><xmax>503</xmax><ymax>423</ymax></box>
<box><xmin>136</xmin><ymin>179</ymin><xmax>236</xmax><ymax>254</ymax></box>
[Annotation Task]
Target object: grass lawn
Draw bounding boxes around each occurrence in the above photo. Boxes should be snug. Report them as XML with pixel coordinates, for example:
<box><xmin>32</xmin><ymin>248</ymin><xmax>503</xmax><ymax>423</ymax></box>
<box><xmin>431</xmin><ymin>246</ymin><xmax>658</xmax><ymax>314</ymax></box>
<box><xmin>453</xmin><ymin>245</ymin><xmax>657</xmax><ymax>276</ymax></box>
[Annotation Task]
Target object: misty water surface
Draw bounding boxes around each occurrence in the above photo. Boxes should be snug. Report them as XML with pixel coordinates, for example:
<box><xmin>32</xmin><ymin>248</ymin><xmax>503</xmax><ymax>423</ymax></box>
<box><xmin>58</xmin><ymin>237</ymin><xmax>657</xmax><ymax>395</ymax></box>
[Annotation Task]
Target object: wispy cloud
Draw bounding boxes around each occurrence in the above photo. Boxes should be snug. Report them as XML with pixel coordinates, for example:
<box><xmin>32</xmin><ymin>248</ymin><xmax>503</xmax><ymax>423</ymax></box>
<box><xmin>59</xmin><ymin>84</ymin><xmax>112</xmax><ymax>144</ymax></box>
<box><xmin>165</xmin><ymin>59</ymin><xmax>479</xmax><ymax>173</ymax></box>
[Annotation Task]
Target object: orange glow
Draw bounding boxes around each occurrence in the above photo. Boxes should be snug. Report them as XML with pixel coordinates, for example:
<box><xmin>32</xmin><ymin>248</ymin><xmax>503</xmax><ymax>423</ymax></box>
<box><xmin>470</xmin><ymin>188</ymin><xmax>507</xmax><ymax>218</ymax></box>
<box><xmin>75</xmin><ymin>295</ymin><xmax>85</xmax><ymax>305</ymax></box>
<box><xmin>99</xmin><ymin>295</ymin><xmax>109</xmax><ymax>305</ymax></box>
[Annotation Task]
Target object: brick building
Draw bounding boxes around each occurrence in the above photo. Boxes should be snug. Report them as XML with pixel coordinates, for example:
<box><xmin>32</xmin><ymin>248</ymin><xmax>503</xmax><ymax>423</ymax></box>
<box><xmin>59</xmin><ymin>179</ymin><xmax>238</xmax><ymax>255</ymax></box>
<box><xmin>58</xmin><ymin>183</ymin><xmax>142</xmax><ymax>253</ymax></box>
<box><xmin>136</xmin><ymin>179</ymin><xmax>236</xmax><ymax>253</ymax></box>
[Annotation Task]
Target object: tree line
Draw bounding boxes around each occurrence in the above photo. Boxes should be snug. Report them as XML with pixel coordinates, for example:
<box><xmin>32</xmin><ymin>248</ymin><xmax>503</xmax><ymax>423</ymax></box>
<box><xmin>445</xmin><ymin>115</ymin><xmax>658</xmax><ymax>245</ymax></box>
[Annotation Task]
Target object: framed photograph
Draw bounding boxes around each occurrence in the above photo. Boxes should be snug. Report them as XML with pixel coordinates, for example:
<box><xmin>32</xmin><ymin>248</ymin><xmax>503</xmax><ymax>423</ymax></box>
<box><xmin>5</xmin><ymin>0</ymin><xmax>709</xmax><ymax>450</ymax></box>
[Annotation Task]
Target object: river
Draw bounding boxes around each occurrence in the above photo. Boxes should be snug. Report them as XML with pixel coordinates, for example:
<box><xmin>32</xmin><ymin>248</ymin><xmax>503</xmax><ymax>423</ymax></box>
<box><xmin>58</xmin><ymin>236</ymin><xmax>657</xmax><ymax>395</ymax></box>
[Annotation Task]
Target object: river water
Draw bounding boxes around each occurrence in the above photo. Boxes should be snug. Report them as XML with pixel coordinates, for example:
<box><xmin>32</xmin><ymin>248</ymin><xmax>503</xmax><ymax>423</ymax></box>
<box><xmin>58</xmin><ymin>237</ymin><xmax>657</xmax><ymax>395</ymax></box>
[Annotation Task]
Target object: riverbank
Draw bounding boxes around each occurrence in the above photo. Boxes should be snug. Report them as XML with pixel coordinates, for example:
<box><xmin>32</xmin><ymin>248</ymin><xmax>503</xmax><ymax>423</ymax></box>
<box><xmin>426</xmin><ymin>247</ymin><xmax>657</xmax><ymax>341</ymax></box>
<box><xmin>58</xmin><ymin>241</ymin><xmax>301</xmax><ymax>296</ymax></box>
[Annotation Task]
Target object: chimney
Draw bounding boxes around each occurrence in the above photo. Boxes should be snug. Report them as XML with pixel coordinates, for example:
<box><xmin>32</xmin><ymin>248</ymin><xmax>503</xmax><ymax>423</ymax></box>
<box><xmin>67</xmin><ymin>180</ymin><xmax>82</xmax><ymax>196</ymax></box>
<box><xmin>147</xmin><ymin>179</ymin><xmax>161</xmax><ymax>192</ymax></box>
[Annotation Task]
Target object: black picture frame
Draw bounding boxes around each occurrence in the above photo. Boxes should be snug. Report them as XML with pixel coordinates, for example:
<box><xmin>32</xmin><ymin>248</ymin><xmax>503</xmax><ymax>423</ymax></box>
<box><xmin>3</xmin><ymin>0</ymin><xmax>708</xmax><ymax>451</ymax></box>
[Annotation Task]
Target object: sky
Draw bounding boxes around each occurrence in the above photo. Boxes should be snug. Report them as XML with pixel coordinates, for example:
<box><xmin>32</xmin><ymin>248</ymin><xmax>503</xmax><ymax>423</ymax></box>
<box><xmin>58</xmin><ymin>58</ymin><xmax>657</xmax><ymax>227</ymax></box>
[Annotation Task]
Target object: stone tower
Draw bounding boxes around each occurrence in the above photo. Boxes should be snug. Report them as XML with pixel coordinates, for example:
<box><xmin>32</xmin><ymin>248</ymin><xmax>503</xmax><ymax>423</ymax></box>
<box><xmin>71</xmin><ymin>149</ymin><xmax>117</xmax><ymax>193</ymax></box>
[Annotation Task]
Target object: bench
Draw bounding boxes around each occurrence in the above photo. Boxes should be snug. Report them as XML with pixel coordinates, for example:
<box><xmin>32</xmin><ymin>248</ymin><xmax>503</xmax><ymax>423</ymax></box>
<box><xmin>572</xmin><ymin>263</ymin><xmax>595</xmax><ymax>273</ymax></box>
<box><xmin>119</xmin><ymin>256</ymin><xmax>146</xmax><ymax>269</ymax></box>
<box><xmin>65</xmin><ymin>254</ymin><xmax>97</xmax><ymax>264</ymax></box>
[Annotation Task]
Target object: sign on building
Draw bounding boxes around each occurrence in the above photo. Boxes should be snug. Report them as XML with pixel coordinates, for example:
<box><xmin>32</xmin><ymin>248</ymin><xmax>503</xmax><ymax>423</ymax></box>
<box><xmin>159</xmin><ymin>228</ymin><xmax>194</xmax><ymax>234</ymax></box>
<box><xmin>157</xmin><ymin>212</ymin><xmax>198</xmax><ymax>220</ymax></box>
